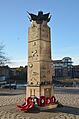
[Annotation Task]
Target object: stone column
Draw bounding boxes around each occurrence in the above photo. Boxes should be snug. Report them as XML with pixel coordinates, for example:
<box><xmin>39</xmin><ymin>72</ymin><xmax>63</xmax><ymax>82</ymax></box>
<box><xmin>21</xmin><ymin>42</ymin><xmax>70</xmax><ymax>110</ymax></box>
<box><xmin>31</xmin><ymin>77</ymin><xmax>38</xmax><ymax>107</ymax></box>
<box><xmin>26</xmin><ymin>12</ymin><xmax>53</xmax><ymax>98</ymax></box>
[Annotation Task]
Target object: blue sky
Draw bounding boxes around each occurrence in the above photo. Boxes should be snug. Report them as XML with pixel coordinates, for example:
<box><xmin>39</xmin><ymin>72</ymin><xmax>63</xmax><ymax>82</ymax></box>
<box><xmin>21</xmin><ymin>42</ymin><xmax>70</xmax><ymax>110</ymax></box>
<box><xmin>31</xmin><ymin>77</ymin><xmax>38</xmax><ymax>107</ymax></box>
<box><xmin>0</xmin><ymin>0</ymin><xmax>79</xmax><ymax>67</ymax></box>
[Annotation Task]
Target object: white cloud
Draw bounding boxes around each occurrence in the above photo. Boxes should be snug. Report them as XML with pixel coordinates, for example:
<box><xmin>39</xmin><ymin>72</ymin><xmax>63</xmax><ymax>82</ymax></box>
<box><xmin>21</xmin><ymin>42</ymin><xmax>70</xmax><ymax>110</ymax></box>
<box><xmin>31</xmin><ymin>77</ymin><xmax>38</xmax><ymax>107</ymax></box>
<box><xmin>7</xmin><ymin>59</ymin><xmax>27</xmax><ymax>68</ymax></box>
<box><xmin>7</xmin><ymin>56</ymin><xmax>79</xmax><ymax>68</ymax></box>
<box><xmin>72</xmin><ymin>57</ymin><xmax>79</xmax><ymax>65</ymax></box>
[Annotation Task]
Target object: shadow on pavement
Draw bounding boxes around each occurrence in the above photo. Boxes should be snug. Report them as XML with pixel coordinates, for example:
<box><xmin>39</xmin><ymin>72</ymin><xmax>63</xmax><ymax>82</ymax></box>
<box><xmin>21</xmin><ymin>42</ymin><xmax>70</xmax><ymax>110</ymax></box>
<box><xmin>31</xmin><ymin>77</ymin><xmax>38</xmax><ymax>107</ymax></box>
<box><xmin>25</xmin><ymin>105</ymin><xmax>79</xmax><ymax>115</ymax></box>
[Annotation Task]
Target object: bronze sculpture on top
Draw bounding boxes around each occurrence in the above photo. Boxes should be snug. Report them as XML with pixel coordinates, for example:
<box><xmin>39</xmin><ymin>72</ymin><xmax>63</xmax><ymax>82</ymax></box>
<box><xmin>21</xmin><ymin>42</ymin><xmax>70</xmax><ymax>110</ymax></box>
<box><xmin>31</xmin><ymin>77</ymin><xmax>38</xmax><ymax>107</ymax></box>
<box><xmin>27</xmin><ymin>11</ymin><xmax>51</xmax><ymax>23</ymax></box>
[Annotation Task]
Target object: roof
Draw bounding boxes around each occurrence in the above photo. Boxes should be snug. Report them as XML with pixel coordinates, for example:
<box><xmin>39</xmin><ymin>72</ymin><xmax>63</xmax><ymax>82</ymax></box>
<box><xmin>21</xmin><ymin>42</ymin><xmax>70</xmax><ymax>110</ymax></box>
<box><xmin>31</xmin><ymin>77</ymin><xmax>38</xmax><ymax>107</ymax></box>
<box><xmin>52</xmin><ymin>60</ymin><xmax>63</xmax><ymax>64</ymax></box>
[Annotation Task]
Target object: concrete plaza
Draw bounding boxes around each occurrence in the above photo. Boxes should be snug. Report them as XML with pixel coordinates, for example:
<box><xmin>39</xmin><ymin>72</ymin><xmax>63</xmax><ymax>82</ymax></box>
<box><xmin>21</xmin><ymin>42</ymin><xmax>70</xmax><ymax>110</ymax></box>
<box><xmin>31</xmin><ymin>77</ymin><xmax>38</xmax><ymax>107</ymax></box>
<box><xmin>0</xmin><ymin>87</ymin><xmax>79</xmax><ymax>119</ymax></box>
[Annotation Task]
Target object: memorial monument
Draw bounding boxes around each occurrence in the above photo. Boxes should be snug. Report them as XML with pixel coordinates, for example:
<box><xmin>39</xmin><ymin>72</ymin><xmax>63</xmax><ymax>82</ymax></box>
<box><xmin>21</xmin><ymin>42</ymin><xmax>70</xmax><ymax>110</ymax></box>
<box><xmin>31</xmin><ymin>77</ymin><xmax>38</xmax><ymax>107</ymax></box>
<box><xmin>26</xmin><ymin>11</ymin><xmax>53</xmax><ymax>98</ymax></box>
<box><xmin>17</xmin><ymin>11</ymin><xmax>57</xmax><ymax>111</ymax></box>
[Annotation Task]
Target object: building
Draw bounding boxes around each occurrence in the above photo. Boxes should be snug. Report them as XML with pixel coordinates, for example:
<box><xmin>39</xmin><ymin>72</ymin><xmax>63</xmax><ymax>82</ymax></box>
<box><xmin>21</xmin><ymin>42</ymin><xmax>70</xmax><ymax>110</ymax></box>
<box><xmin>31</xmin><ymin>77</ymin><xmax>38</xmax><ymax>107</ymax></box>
<box><xmin>52</xmin><ymin>57</ymin><xmax>73</xmax><ymax>80</ymax></box>
<box><xmin>72</xmin><ymin>65</ymin><xmax>79</xmax><ymax>78</ymax></box>
<box><xmin>11</xmin><ymin>66</ymin><xmax>27</xmax><ymax>84</ymax></box>
<box><xmin>0</xmin><ymin>65</ymin><xmax>27</xmax><ymax>87</ymax></box>
<box><xmin>0</xmin><ymin>65</ymin><xmax>12</xmax><ymax>85</ymax></box>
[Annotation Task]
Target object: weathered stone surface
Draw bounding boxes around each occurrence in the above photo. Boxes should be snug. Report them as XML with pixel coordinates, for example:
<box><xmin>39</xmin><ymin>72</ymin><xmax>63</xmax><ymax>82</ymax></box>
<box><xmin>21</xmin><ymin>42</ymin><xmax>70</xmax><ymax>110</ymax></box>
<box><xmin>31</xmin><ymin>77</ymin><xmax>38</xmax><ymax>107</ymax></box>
<box><xmin>26</xmin><ymin>17</ymin><xmax>53</xmax><ymax>98</ymax></box>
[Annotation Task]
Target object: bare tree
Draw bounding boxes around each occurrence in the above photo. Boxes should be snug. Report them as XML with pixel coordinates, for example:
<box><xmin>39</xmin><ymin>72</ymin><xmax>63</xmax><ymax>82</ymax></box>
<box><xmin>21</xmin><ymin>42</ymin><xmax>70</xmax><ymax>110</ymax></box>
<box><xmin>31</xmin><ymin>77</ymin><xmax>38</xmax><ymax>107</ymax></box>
<box><xmin>0</xmin><ymin>44</ymin><xmax>9</xmax><ymax>66</ymax></box>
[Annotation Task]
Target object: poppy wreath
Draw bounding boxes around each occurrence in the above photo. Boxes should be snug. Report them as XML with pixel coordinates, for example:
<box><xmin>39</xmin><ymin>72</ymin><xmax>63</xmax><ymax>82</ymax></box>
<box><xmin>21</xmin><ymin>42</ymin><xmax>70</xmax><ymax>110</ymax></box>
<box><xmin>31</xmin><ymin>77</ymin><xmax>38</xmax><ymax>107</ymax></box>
<box><xmin>39</xmin><ymin>96</ymin><xmax>46</xmax><ymax>106</ymax></box>
<box><xmin>27</xmin><ymin>97</ymin><xmax>33</xmax><ymax>103</ymax></box>
<box><xmin>33</xmin><ymin>97</ymin><xmax>39</xmax><ymax>105</ymax></box>
<box><xmin>51</xmin><ymin>96</ymin><xmax>56</xmax><ymax>104</ymax></box>
<box><xmin>45</xmin><ymin>97</ymin><xmax>51</xmax><ymax>105</ymax></box>
<box><xmin>20</xmin><ymin>101</ymin><xmax>34</xmax><ymax>111</ymax></box>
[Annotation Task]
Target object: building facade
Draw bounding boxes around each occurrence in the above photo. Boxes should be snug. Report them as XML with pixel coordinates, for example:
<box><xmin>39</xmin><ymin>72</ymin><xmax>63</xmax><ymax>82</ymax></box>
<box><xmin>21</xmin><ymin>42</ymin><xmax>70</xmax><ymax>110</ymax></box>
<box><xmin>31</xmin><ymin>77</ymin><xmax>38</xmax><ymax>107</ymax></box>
<box><xmin>0</xmin><ymin>65</ymin><xmax>27</xmax><ymax>87</ymax></box>
<box><xmin>72</xmin><ymin>65</ymin><xmax>79</xmax><ymax>78</ymax></box>
<box><xmin>0</xmin><ymin>65</ymin><xmax>12</xmax><ymax>85</ymax></box>
<box><xmin>52</xmin><ymin>57</ymin><xmax>73</xmax><ymax>80</ymax></box>
<box><xmin>11</xmin><ymin>66</ymin><xmax>27</xmax><ymax>84</ymax></box>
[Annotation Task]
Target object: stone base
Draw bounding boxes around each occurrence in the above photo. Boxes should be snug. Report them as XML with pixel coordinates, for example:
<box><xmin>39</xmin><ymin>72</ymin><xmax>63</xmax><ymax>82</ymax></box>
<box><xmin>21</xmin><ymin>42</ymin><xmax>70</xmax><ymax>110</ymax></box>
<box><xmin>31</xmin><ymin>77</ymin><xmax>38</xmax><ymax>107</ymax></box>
<box><xmin>38</xmin><ymin>104</ymin><xmax>58</xmax><ymax>111</ymax></box>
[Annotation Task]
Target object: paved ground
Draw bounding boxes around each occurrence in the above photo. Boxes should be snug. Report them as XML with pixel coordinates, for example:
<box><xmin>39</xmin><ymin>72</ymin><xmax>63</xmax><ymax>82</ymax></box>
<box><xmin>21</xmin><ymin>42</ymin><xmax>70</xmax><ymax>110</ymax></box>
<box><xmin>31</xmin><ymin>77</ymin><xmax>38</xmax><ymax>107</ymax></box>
<box><xmin>0</xmin><ymin>87</ymin><xmax>79</xmax><ymax>119</ymax></box>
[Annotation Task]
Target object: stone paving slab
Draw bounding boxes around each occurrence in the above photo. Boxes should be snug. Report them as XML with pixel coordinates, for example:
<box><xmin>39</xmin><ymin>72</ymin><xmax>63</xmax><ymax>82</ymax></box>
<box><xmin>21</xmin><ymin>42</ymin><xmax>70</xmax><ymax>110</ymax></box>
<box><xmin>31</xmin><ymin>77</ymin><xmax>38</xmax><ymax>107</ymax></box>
<box><xmin>0</xmin><ymin>88</ymin><xmax>79</xmax><ymax>119</ymax></box>
<box><xmin>0</xmin><ymin>104</ymin><xmax>79</xmax><ymax>119</ymax></box>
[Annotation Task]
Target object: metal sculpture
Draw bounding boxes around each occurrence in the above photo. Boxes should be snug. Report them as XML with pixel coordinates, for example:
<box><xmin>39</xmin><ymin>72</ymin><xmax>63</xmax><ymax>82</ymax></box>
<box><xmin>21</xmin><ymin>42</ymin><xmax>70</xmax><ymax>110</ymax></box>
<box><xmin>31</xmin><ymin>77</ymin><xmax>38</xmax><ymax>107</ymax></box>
<box><xmin>27</xmin><ymin>11</ymin><xmax>52</xmax><ymax>23</ymax></box>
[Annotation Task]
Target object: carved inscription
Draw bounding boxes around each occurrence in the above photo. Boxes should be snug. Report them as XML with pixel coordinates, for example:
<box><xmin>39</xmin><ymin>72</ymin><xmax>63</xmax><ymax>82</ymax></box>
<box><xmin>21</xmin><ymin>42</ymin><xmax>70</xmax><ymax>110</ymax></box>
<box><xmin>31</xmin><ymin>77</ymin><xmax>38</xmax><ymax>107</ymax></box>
<box><xmin>32</xmin><ymin>72</ymin><xmax>39</xmax><ymax>76</ymax></box>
